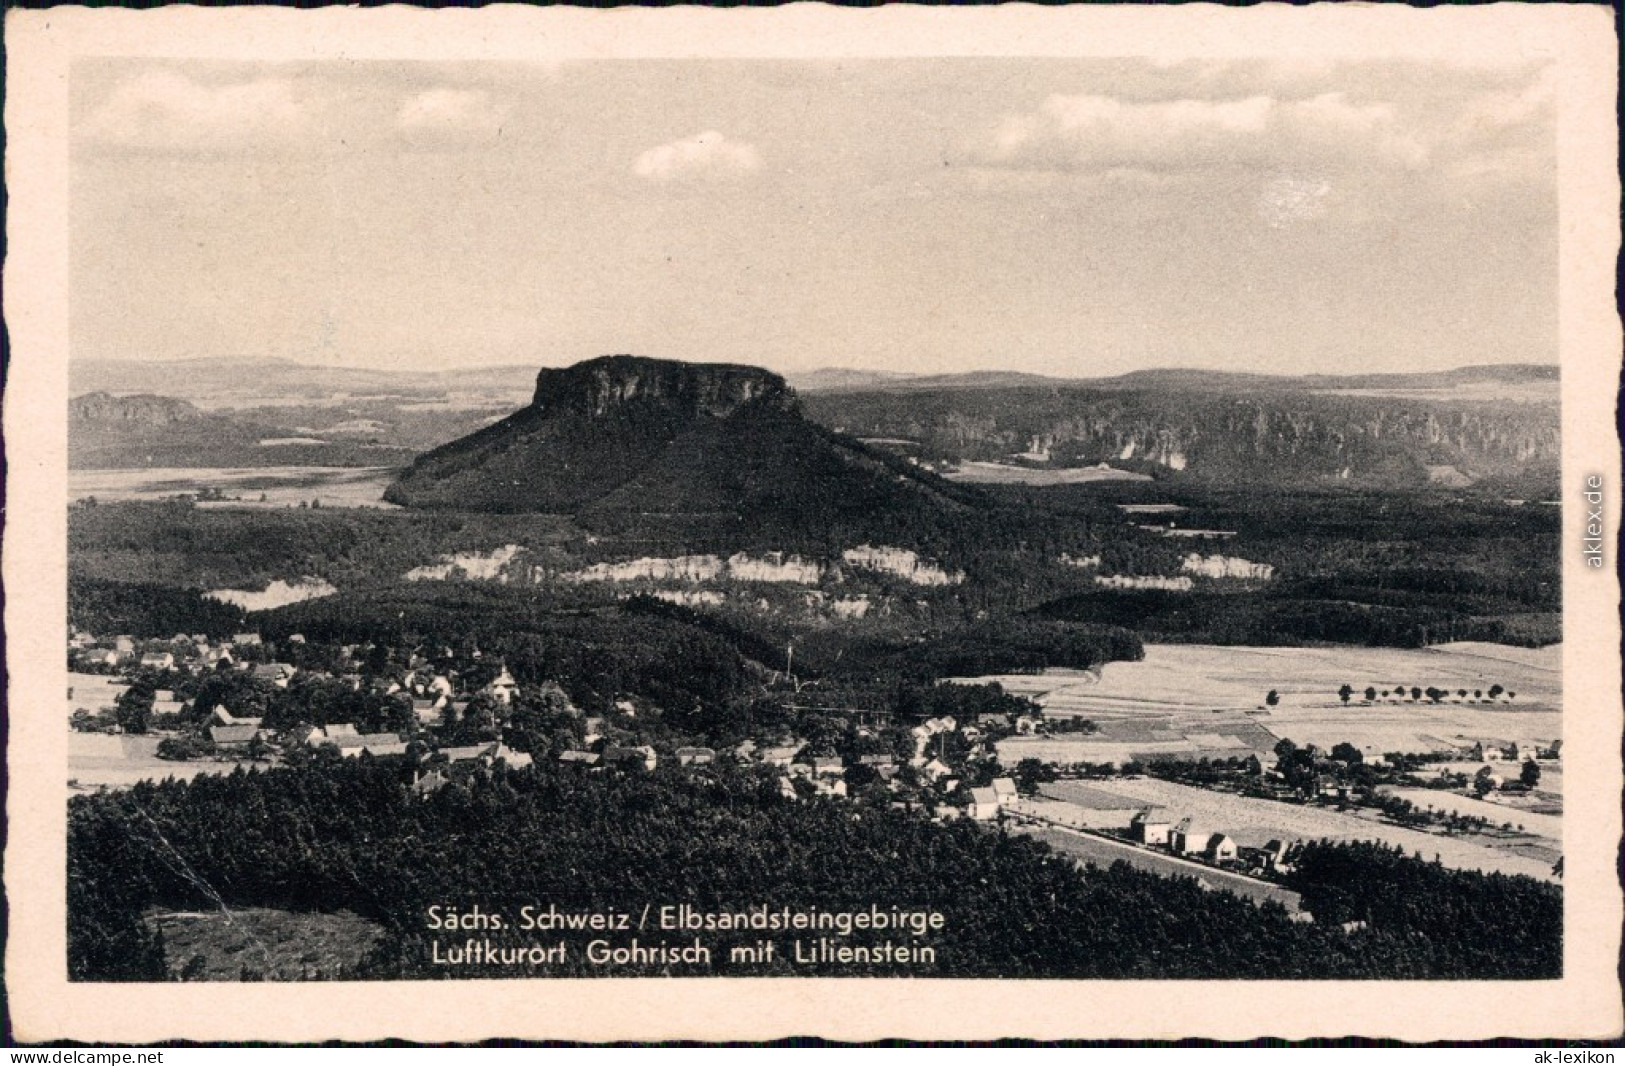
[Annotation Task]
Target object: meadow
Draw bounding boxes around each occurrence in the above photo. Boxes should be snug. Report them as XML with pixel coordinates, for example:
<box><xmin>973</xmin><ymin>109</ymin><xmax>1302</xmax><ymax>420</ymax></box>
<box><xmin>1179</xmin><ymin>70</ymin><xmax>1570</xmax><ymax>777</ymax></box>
<box><xmin>942</xmin><ymin>462</ymin><xmax>1151</xmax><ymax>485</ymax></box>
<box><xmin>1380</xmin><ymin>787</ymin><xmax>1562</xmax><ymax>839</ymax></box>
<box><xmin>983</xmin><ymin>642</ymin><xmax>1560</xmax><ymax>767</ymax></box>
<box><xmin>1042</xmin><ymin>777</ymin><xmax>1557</xmax><ymax>882</ymax></box>
<box><xmin>68</xmin><ymin>733</ymin><xmax>261</xmax><ymax>792</ymax></box>
<box><xmin>71</xmin><ymin>466</ymin><xmax>399</xmax><ymax>508</ymax></box>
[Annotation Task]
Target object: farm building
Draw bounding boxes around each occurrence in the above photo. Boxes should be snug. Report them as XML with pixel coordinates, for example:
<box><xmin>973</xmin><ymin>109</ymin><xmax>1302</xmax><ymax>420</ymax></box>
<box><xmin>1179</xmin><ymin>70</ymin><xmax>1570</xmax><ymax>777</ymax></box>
<box><xmin>302</xmin><ymin>723</ymin><xmax>358</xmax><ymax>748</ymax></box>
<box><xmin>812</xmin><ymin>757</ymin><xmax>844</xmax><ymax>779</ymax></box>
<box><xmin>1256</xmin><ymin>839</ymin><xmax>1292</xmax><ymax>870</ymax></box>
<box><xmin>758</xmin><ymin>745</ymin><xmax>800</xmax><ymax>768</ymax></box>
<box><xmin>1205</xmin><ymin>833</ymin><xmax>1239</xmax><ymax>863</ymax></box>
<box><xmin>337</xmin><ymin>734</ymin><xmax>409</xmax><ymax>758</ymax></box>
<box><xmin>604</xmin><ymin>745</ymin><xmax>658</xmax><ymax>771</ymax></box>
<box><xmin>1170</xmin><ymin>820</ymin><xmax>1211</xmax><ymax>856</ymax></box>
<box><xmin>1130</xmin><ymin>808</ymin><xmax>1172</xmax><ymax>846</ymax></box>
<box><xmin>969</xmin><ymin>787</ymin><xmax>1001</xmax><ymax>821</ymax></box>
<box><xmin>253</xmin><ymin>663</ymin><xmax>298</xmax><ymax>687</ymax></box>
<box><xmin>209</xmin><ymin>706</ymin><xmax>261</xmax><ymax>728</ymax></box>
<box><xmin>208</xmin><ymin>724</ymin><xmax>261</xmax><ymax>750</ymax></box>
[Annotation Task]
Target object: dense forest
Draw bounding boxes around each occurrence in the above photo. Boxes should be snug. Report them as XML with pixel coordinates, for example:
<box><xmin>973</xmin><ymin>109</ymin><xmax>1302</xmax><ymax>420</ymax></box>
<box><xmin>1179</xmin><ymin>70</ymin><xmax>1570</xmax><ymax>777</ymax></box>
<box><xmin>69</xmin><ymin>578</ymin><xmax>248</xmax><ymax>639</ymax></box>
<box><xmin>68</xmin><ymin>759</ymin><xmax>1560</xmax><ymax>982</ymax></box>
<box><xmin>69</xmin><ymin>480</ymin><xmax>1559</xmax><ymax>652</ymax></box>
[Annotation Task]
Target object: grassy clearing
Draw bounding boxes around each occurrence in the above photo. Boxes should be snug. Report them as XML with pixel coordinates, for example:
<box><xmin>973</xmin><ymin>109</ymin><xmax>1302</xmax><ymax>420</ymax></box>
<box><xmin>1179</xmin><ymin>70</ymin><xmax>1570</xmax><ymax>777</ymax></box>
<box><xmin>68</xmin><ymin>734</ymin><xmax>265</xmax><ymax>791</ymax></box>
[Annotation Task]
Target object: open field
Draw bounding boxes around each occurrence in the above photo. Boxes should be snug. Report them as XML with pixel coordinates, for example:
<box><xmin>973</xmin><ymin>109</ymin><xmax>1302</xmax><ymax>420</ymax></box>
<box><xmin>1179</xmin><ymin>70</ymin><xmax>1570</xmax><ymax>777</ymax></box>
<box><xmin>69</xmin><ymin>733</ymin><xmax>265</xmax><ymax>791</ymax></box>
<box><xmin>941</xmin><ymin>461</ymin><xmax>1152</xmax><ymax>485</ymax></box>
<box><xmin>68</xmin><ymin>672</ymin><xmax>130</xmax><ymax>713</ymax></box>
<box><xmin>1043</xmin><ymin>777</ymin><xmax>1557</xmax><ymax>882</ymax></box>
<box><xmin>72</xmin><ymin>466</ymin><xmax>399</xmax><ymax>508</ymax></box>
<box><xmin>1019</xmin><ymin>795</ymin><xmax>1139</xmax><ymax>830</ymax></box>
<box><xmin>980</xmin><ymin>642</ymin><xmax>1559</xmax><ymax>765</ymax></box>
<box><xmin>1015</xmin><ymin>823</ymin><xmax>1304</xmax><ymax>912</ymax></box>
<box><xmin>1380</xmin><ymin>786</ymin><xmax>1562</xmax><ymax>839</ymax></box>
<box><xmin>1307</xmin><ymin>381</ymin><xmax>1560</xmax><ymax>404</ymax></box>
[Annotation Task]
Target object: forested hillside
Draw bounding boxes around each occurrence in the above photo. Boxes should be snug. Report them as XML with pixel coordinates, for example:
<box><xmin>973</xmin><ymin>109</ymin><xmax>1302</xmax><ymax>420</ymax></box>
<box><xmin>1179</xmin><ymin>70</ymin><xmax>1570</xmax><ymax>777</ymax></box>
<box><xmin>68</xmin><ymin>760</ymin><xmax>1560</xmax><ymax>981</ymax></box>
<box><xmin>384</xmin><ymin>356</ymin><xmax>985</xmax><ymax>547</ymax></box>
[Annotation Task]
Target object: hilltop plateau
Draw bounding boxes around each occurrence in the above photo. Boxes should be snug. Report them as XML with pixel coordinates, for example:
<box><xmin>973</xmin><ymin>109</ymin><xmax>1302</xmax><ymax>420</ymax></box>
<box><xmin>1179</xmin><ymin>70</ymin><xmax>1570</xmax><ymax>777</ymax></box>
<box><xmin>381</xmin><ymin>355</ymin><xmax>981</xmax><ymax>538</ymax></box>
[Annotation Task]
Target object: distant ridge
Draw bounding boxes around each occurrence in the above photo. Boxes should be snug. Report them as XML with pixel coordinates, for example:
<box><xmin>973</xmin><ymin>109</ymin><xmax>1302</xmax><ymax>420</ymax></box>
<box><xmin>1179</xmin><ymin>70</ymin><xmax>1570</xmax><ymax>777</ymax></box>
<box><xmin>74</xmin><ymin>354</ymin><xmax>1557</xmax><ymax>401</ymax></box>
<box><xmin>69</xmin><ymin>357</ymin><xmax>539</xmax><ymax>409</ymax></box>
<box><xmin>792</xmin><ymin>363</ymin><xmax>1560</xmax><ymax>393</ymax></box>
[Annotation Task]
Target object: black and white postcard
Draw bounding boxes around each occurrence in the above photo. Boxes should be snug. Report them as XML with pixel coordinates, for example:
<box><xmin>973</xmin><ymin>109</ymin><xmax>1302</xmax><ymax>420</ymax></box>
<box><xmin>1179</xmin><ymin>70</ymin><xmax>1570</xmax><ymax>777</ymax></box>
<box><xmin>5</xmin><ymin>3</ymin><xmax>1620</xmax><ymax>1043</ymax></box>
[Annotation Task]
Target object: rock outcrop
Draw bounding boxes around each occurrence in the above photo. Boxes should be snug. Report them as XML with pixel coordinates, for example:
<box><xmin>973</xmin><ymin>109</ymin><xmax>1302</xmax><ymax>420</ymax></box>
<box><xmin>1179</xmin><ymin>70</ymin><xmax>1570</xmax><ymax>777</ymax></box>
<box><xmin>384</xmin><ymin>355</ymin><xmax>978</xmax><ymax>531</ymax></box>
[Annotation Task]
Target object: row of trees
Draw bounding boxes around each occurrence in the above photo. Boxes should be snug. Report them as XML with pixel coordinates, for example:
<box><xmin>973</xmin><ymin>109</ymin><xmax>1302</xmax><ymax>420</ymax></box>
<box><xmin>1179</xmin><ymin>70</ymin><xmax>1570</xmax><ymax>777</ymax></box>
<box><xmin>1329</xmin><ymin>684</ymin><xmax>1516</xmax><ymax>705</ymax></box>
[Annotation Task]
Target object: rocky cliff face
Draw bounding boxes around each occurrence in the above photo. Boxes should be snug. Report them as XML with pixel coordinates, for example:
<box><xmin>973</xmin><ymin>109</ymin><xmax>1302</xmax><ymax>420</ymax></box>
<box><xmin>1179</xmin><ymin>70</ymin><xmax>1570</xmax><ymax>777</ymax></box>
<box><xmin>384</xmin><ymin>355</ymin><xmax>977</xmax><ymax>528</ymax></box>
<box><xmin>531</xmin><ymin>355</ymin><xmax>798</xmax><ymax>420</ymax></box>
<box><xmin>806</xmin><ymin>387</ymin><xmax>1560</xmax><ymax>488</ymax></box>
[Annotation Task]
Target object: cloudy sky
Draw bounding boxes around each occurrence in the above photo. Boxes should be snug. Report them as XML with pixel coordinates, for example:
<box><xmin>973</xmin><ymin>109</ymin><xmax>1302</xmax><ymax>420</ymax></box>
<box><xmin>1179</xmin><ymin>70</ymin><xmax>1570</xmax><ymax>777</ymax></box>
<box><xmin>71</xmin><ymin>57</ymin><xmax>1557</xmax><ymax>378</ymax></box>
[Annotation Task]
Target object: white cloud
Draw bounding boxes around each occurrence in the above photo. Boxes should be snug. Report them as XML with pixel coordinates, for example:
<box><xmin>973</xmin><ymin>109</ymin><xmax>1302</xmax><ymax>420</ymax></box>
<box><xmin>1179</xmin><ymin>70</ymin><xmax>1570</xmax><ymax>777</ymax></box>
<box><xmin>396</xmin><ymin>88</ymin><xmax>505</xmax><ymax>141</ymax></box>
<box><xmin>975</xmin><ymin>91</ymin><xmax>1428</xmax><ymax>175</ymax></box>
<box><xmin>632</xmin><ymin>130</ymin><xmax>761</xmax><ymax>182</ymax></box>
<box><xmin>80</xmin><ymin>69</ymin><xmax>315</xmax><ymax>150</ymax></box>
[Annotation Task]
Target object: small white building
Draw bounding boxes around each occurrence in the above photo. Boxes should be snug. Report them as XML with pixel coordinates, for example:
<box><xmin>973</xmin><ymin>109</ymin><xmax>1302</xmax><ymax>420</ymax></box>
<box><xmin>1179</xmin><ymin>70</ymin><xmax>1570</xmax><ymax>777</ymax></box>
<box><xmin>1170</xmin><ymin>820</ymin><xmax>1209</xmax><ymax>856</ymax></box>
<box><xmin>485</xmin><ymin>667</ymin><xmax>519</xmax><ymax>706</ymax></box>
<box><xmin>1205</xmin><ymin>833</ymin><xmax>1239</xmax><ymax>863</ymax></box>
<box><xmin>968</xmin><ymin>787</ymin><xmax>1001</xmax><ymax>820</ymax></box>
<box><xmin>253</xmin><ymin>663</ymin><xmax>297</xmax><ymax>687</ymax></box>
<box><xmin>1130</xmin><ymin>808</ymin><xmax>1172</xmax><ymax>847</ymax></box>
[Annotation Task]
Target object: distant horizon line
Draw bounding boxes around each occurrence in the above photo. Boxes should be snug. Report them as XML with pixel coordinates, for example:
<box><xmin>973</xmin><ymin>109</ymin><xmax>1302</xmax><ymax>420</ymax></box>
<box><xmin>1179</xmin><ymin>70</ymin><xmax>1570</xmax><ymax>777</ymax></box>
<box><xmin>70</xmin><ymin>353</ymin><xmax>1561</xmax><ymax>382</ymax></box>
